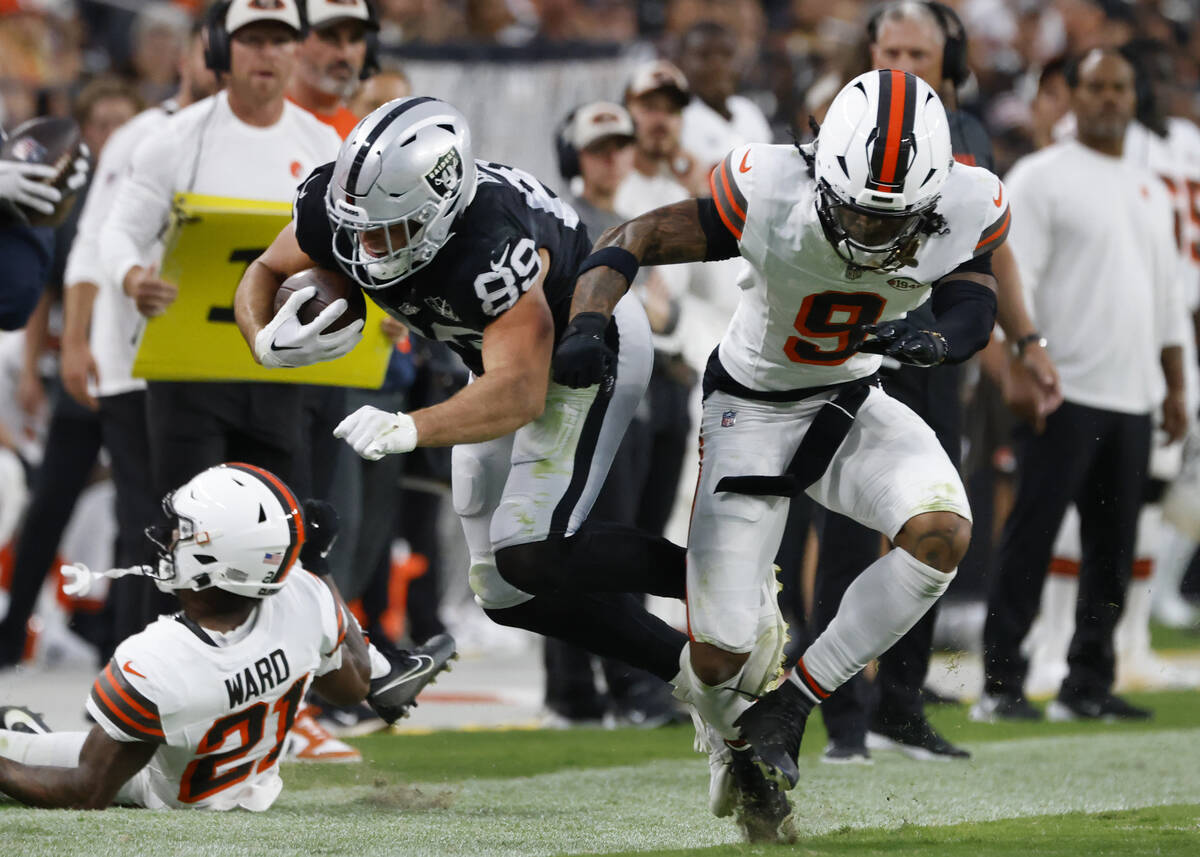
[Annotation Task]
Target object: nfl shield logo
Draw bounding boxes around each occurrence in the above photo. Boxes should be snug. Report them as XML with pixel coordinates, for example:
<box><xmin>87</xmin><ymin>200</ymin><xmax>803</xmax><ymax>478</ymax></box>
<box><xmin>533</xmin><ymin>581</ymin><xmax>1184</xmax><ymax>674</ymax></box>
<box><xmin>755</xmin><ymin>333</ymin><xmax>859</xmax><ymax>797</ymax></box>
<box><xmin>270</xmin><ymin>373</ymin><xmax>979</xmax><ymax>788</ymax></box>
<box><xmin>721</xmin><ymin>410</ymin><xmax>737</xmax><ymax>427</ymax></box>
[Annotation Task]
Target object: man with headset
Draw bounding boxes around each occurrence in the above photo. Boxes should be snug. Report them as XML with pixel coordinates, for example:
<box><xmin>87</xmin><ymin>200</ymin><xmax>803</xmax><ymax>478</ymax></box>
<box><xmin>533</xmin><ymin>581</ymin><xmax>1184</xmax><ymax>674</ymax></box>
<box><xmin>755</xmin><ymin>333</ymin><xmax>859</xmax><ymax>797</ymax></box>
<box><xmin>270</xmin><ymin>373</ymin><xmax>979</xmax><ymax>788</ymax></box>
<box><xmin>805</xmin><ymin>0</ymin><xmax>1061</xmax><ymax>764</ymax></box>
<box><xmin>99</xmin><ymin>0</ymin><xmax>341</xmax><ymax>500</ymax></box>
<box><xmin>288</xmin><ymin>0</ymin><xmax>380</xmax><ymax>139</ymax></box>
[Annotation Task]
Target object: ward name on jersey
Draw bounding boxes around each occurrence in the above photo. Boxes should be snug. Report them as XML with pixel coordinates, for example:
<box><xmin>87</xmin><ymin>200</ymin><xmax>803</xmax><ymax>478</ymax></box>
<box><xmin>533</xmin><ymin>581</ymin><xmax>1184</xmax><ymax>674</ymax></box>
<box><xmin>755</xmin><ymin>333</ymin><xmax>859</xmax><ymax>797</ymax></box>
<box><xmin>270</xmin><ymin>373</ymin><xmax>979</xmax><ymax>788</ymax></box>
<box><xmin>295</xmin><ymin>159</ymin><xmax>591</xmax><ymax>376</ymax></box>
<box><xmin>709</xmin><ymin>142</ymin><xmax>1008</xmax><ymax>392</ymax></box>
<box><xmin>85</xmin><ymin>569</ymin><xmax>348</xmax><ymax>811</ymax></box>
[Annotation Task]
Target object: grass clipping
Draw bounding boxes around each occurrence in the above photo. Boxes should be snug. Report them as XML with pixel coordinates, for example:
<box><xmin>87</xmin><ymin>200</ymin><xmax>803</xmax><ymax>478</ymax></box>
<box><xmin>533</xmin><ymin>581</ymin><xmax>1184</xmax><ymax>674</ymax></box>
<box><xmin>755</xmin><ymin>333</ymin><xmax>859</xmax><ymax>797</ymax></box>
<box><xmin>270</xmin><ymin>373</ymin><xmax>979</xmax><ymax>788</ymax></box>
<box><xmin>364</xmin><ymin>778</ymin><xmax>456</xmax><ymax>811</ymax></box>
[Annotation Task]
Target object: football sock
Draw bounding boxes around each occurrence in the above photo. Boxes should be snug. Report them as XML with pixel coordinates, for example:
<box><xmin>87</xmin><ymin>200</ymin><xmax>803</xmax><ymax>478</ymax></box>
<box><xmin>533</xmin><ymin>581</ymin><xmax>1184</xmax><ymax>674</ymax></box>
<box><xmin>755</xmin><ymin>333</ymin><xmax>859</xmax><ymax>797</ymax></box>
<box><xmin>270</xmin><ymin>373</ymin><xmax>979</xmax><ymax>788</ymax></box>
<box><xmin>679</xmin><ymin>646</ymin><xmax>755</xmax><ymax>742</ymax></box>
<box><xmin>367</xmin><ymin>643</ymin><xmax>390</xmax><ymax>681</ymax></box>
<box><xmin>800</xmin><ymin>547</ymin><xmax>953</xmax><ymax>696</ymax></box>
<box><xmin>0</xmin><ymin>729</ymin><xmax>86</xmax><ymax>767</ymax></box>
<box><xmin>486</xmin><ymin>591</ymin><xmax>687</xmax><ymax>682</ymax></box>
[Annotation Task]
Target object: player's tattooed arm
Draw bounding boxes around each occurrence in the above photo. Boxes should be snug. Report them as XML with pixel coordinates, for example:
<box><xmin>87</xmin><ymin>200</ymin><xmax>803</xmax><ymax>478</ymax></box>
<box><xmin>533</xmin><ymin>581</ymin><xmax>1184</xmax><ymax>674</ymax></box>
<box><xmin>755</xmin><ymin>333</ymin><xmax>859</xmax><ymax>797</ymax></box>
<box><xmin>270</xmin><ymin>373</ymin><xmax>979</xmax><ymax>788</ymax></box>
<box><xmin>568</xmin><ymin>200</ymin><xmax>709</xmax><ymax>318</ymax></box>
<box><xmin>0</xmin><ymin>725</ymin><xmax>156</xmax><ymax>809</ymax></box>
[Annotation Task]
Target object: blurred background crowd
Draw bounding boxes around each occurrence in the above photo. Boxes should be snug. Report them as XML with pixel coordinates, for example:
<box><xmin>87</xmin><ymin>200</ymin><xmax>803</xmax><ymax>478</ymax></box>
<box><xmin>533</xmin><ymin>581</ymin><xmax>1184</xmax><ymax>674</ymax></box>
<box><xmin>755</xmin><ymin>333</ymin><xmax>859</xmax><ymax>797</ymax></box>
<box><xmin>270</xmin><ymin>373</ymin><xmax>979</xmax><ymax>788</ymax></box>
<box><xmin>1</xmin><ymin>0</ymin><xmax>1198</xmax><ymax>745</ymax></box>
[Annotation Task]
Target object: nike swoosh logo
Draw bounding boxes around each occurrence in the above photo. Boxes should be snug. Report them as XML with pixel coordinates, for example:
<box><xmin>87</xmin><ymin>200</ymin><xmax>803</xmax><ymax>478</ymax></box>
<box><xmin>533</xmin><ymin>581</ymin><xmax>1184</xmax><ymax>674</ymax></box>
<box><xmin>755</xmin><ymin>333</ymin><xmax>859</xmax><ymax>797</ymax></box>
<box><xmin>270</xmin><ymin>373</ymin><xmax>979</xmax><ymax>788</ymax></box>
<box><xmin>270</xmin><ymin>343</ymin><xmax>301</xmax><ymax>351</ymax></box>
<box><xmin>993</xmin><ymin>185</ymin><xmax>1003</xmax><ymax>207</ymax></box>
<box><xmin>123</xmin><ymin>660</ymin><xmax>146</xmax><ymax>678</ymax></box>
<box><xmin>374</xmin><ymin>655</ymin><xmax>436</xmax><ymax>693</ymax></box>
<box><xmin>739</xmin><ymin>151</ymin><xmax>752</xmax><ymax>173</ymax></box>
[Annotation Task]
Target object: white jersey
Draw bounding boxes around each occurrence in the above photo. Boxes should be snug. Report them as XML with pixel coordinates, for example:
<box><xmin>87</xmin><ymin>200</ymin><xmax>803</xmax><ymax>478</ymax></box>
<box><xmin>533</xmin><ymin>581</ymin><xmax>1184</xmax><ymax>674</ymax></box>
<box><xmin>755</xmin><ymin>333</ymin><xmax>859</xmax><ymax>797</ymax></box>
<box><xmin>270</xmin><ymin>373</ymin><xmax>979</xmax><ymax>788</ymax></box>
<box><xmin>710</xmin><ymin>143</ymin><xmax>1008</xmax><ymax>392</ymax></box>
<box><xmin>100</xmin><ymin>91</ymin><xmax>342</xmax><ymax>290</ymax></box>
<box><xmin>63</xmin><ymin>103</ymin><xmax>174</xmax><ymax>398</ymax></box>
<box><xmin>1125</xmin><ymin>118</ymin><xmax>1200</xmax><ymax>311</ymax></box>
<box><xmin>85</xmin><ymin>569</ymin><xmax>348</xmax><ymax>811</ymax></box>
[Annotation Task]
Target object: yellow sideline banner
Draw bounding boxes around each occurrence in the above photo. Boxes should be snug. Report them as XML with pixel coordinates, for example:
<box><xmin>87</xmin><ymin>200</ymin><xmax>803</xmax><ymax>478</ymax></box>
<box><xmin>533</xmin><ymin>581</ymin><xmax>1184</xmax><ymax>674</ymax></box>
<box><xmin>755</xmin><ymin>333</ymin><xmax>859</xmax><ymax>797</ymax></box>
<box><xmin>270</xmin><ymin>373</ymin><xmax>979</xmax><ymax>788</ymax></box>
<box><xmin>131</xmin><ymin>192</ymin><xmax>390</xmax><ymax>388</ymax></box>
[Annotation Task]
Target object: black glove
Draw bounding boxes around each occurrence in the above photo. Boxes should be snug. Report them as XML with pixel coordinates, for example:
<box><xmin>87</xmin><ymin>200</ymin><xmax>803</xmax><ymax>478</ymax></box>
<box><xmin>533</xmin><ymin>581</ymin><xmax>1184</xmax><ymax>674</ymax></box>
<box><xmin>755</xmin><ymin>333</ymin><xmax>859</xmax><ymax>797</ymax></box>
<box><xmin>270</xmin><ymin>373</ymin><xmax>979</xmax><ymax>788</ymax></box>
<box><xmin>300</xmin><ymin>498</ymin><xmax>340</xmax><ymax>575</ymax></box>
<box><xmin>552</xmin><ymin>312</ymin><xmax>613</xmax><ymax>388</ymax></box>
<box><xmin>854</xmin><ymin>320</ymin><xmax>947</xmax><ymax>367</ymax></box>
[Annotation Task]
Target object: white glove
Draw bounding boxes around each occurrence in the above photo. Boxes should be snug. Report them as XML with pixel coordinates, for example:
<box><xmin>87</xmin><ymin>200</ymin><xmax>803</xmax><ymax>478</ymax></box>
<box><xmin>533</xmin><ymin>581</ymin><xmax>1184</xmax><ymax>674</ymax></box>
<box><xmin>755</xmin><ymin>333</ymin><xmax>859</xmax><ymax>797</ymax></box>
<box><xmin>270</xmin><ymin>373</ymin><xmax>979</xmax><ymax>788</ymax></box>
<box><xmin>333</xmin><ymin>405</ymin><xmax>418</xmax><ymax>460</ymax></box>
<box><xmin>0</xmin><ymin>160</ymin><xmax>62</xmax><ymax>214</ymax></box>
<box><xmin>254</xmin><ymin>284</ymin><xmax>364</xmax><ymax>368</ymax></box>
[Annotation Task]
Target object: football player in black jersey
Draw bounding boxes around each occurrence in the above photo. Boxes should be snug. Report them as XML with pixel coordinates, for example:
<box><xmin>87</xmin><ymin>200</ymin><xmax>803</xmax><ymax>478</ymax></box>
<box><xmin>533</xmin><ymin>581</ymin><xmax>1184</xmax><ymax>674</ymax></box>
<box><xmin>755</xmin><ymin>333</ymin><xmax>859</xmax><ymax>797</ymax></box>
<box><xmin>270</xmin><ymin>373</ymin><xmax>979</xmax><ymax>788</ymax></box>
<box><xmin>233</xmin><ymin>97</ymin><xmax>692</xmax><ymax>699</ymax></box>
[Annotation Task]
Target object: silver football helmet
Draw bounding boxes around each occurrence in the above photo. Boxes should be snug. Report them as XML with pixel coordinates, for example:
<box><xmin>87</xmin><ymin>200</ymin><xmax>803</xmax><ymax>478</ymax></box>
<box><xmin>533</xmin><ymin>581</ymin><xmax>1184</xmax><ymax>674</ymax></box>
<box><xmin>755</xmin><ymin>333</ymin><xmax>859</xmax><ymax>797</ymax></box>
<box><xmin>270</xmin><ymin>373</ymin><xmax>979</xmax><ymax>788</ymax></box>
<box><xmin>326</xmin><ymin>96</ymin><xmax>477</xmax><ymax>289</ymax></box>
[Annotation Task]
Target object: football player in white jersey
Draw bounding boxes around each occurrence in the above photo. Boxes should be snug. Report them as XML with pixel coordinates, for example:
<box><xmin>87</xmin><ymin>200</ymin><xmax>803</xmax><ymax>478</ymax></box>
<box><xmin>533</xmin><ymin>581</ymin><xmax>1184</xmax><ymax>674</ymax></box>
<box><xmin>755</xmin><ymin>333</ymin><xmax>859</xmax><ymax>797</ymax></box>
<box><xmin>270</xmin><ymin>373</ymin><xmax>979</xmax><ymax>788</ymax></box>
<box><xmin>555</xmin><ymin>70</ymin><xmax>1004</xmax><ymax>810</ymax></box>
<box><xmin>0</xmin><ymin>464</ymin><xmax>373</xmax><ymax>810</ymax></box>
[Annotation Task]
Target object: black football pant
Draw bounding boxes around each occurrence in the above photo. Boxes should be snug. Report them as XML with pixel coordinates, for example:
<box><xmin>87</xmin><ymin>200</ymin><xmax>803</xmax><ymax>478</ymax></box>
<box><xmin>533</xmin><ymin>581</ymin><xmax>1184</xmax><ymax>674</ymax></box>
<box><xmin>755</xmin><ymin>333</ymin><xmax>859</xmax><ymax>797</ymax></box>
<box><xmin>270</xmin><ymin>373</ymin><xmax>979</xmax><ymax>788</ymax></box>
<box><xmin>983</xmin><ymin>400</ymin><xmax>1151</xmax><ymax>698</ymax></box>
<box><xmin>810</xmin><ymin>361</ymin><xmax>961</xmax><ymax>743</ymax></box>
<box><xmin>0</xmin><ymin>390</ymin><xmax>158</xmax><ymax>664</ymax></box>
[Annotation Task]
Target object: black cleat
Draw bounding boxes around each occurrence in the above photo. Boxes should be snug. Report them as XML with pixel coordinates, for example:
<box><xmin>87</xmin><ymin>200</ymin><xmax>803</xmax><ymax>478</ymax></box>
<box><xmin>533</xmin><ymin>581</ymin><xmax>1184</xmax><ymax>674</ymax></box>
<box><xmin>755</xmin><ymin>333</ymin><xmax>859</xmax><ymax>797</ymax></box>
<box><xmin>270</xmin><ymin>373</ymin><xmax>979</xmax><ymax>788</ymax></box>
<box><xmin>728</xmin><ymin>746</ymin><xmax>797</xmax><ymax>844</ymax></box>
<box><xmin>0</xmin><ymin>705</ymin><xmax>51</xmax><ymax>734</ymax></box>
<box><xmin>732</xmin><ymin>681</ymin><xmax>810</xmax><ymax>790</ymax></box>
<box><xmin>1047</xmin><ymin>690</ymin><xmax>1152</xmax><ymax>722</ymax></box>
<box><xmin>367</xmin><ymin>633</ymin><xmax>457</xmax><ymax>724</ymax></box>
<box><xmin>867</xmin><ymin>714</ymin><xmax>970</xmax><ymax>761</ymax></box>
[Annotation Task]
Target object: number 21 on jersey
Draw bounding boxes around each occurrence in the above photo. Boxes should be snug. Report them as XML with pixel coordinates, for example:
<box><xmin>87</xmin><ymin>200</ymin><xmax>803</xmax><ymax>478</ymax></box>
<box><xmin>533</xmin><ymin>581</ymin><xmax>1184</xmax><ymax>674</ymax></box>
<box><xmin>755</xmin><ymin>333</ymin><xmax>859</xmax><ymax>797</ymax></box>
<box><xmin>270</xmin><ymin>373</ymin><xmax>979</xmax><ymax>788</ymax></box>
<box><xmin>784</xmin><ymin>291</ymin><xmax>887</xmax><ymax>365</ymax></box>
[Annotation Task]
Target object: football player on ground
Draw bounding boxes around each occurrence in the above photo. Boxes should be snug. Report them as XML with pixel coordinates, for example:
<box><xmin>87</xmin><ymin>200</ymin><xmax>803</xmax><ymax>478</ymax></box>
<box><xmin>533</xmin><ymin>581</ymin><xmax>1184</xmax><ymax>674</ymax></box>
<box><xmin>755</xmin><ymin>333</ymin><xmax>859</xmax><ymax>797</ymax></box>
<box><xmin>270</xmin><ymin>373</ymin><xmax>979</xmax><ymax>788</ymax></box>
<box><xmin>0</xmin><ymin>464</ymin><xmax>379</xmax><ymax>810</ymax></box>
<box><xmin>554</xmin><ymin>69</ymin><xmax>1005</xmax><ymax>832</ymax></box>
<box><xmin>233</xmin><ymin>102</ymin><xmax>788</xmax><ymax>830</ymax></box>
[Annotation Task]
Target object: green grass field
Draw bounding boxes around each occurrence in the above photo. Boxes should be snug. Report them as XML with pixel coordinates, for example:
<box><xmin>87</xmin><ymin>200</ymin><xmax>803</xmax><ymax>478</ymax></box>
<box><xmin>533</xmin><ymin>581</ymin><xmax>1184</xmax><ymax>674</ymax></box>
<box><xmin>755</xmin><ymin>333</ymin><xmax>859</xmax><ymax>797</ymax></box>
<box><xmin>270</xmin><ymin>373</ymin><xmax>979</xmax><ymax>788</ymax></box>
<box><xmin>3</xmin><ymin>690</ymin><xmax>1198</xmax><ymax>856</ymax></box>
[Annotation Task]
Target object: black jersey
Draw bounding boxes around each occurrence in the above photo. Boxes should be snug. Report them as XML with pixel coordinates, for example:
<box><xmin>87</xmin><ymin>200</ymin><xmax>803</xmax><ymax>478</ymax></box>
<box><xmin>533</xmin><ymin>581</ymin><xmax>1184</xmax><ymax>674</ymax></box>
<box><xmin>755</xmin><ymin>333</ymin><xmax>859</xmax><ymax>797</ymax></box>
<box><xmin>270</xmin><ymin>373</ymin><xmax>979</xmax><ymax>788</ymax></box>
<box><xmin>294</xmin><ymin>159</ymin><xmax>591</xmax><ymax>376</ymax></box>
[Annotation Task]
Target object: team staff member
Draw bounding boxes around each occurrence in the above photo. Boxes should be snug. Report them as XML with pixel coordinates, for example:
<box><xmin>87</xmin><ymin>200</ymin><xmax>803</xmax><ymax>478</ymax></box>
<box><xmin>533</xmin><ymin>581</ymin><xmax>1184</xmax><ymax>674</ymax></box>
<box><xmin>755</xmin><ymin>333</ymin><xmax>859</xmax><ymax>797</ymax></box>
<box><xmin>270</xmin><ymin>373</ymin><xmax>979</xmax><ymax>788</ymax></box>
<box><xmin>99</xmin><ymin>0</ymin><xmax>343</xmax><ymax>498</ymax></box>
<box><xmin>807</xmin><ymin>0</ymin><xmax>1062</xmax><ymax>763</ymax></box>
<box><xmin>288</xmin><ymin>0</ymin><xmax>377</xmax><ymax>137</ymax></box>
<box><xmin>975</xmin><ymin>48</ymin><xmax>1187</xmax><ymax>723</ymax></box>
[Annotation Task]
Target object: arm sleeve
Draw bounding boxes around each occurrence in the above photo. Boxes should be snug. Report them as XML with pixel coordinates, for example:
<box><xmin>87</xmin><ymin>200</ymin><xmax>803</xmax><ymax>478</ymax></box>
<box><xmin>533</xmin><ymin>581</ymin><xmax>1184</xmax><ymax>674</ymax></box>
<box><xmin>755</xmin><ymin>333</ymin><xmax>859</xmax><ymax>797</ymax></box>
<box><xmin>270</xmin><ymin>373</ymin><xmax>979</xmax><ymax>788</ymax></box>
<box><xmin>929</xmin><ymin>253</ymin><xmax>998</xmax><ymax>364</ymax></box>
<box><xmin>85</xmin><ymin>656</ymin><xmax>167</xmax><ymax>745</ymax></box>
<box><xmin>99</xmin><ymin>130</ymin><xmax>178</xmax><ymax>289</ymax></box>
<box><xmin>293</xmin><ymin>163</ymin><xmax>338</xmax><ymax>270</ymax></box>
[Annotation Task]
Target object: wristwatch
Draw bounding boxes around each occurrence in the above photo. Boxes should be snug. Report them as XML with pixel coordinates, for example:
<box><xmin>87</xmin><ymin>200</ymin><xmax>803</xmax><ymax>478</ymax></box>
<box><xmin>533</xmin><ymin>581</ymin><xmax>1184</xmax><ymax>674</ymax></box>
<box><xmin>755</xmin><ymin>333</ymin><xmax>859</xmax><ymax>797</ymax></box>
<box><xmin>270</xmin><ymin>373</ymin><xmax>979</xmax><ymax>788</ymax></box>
<box><xmin>1014</xmin><ymin>332</ymin><xmax>1047</xmax><ymax>355</ymax></box>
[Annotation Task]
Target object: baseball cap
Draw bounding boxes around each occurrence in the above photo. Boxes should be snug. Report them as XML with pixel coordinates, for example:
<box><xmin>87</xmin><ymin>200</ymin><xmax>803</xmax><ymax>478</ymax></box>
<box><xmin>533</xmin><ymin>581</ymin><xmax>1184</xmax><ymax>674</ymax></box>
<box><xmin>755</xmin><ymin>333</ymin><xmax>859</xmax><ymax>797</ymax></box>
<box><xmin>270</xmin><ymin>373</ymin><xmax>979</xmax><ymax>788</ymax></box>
<box><xmin>568</xmin><ymin>102</ymin><xmax>636</xmax><ymax>151</ymax></box>
<box><xmin>625</xmin><ymin>60</ymin><xmax>690</xmax><ymax>107</ymax></box>
<box><xmin>306</xmin><ymin>0</ymin><xmax>378</xmax><ymax>31</ymax></box>
<box><xmin>224</xmin><ymin>0</ymin><xmax>304</xmax><ymax>37</ymax></box>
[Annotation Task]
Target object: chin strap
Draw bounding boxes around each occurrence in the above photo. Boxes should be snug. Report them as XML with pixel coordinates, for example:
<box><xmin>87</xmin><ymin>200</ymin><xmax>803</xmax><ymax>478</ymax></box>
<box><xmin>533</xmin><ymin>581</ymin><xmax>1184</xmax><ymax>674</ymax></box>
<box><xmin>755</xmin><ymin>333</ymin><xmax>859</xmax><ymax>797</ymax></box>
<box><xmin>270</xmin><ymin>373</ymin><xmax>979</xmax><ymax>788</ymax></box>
<box><xmin>61</xmin><ymin>562</ymin><xmax>153</xmax><ymax>598</ymax></box>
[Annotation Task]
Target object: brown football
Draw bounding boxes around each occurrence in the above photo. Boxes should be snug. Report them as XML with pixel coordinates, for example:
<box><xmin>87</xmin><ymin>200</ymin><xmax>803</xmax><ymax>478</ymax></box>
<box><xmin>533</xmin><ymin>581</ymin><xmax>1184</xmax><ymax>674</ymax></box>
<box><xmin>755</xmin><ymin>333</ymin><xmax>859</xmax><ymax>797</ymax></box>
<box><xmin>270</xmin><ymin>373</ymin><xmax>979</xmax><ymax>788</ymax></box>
<box><xmin>274</xmin><ymin>267</ymin><xmax>366</xmax><ymax>333</ymax></box>
<box><xmin>0</xmin><ymin>117</ymin><xmax>87</xmax><ymax>227</ymax></box>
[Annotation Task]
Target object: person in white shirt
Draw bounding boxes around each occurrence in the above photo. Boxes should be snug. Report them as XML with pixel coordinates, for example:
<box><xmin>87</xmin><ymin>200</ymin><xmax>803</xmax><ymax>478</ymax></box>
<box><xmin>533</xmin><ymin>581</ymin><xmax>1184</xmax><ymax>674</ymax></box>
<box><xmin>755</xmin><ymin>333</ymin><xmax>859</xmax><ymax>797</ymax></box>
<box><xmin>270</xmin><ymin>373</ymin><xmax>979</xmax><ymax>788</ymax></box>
<box><xmin>678</xmin><ymin>21</ymin><xmax>772</xmax><ymax>174</ymax></box>
<box><xmin>975</xmin><ymin>48</ymin><xmax>1188</xmax><ymax>724</ymax></box>
<box><xmin>99</xmin><ymin>0</ymin><xmax>343</xmax><ymax>501</ymax></box>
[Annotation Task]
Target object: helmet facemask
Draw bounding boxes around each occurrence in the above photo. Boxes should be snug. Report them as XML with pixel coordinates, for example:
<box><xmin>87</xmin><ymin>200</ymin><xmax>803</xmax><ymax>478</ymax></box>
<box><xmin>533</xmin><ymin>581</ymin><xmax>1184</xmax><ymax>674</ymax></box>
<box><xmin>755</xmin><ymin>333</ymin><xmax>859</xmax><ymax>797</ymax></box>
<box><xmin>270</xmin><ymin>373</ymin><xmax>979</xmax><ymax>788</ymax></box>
<box><xmin>143</xmin><ymin>493</ymin><xmax>209</xmax><ymax>593</ymax></box>
<box><xmin>815</xmin><ymin>180</ymin><xmax>936</xmax><ymax>272</ymax></box>
<box><xmin>328</xmin><ymin>193</ymin><xmax>452</xmax><ymax>289</ymax></box>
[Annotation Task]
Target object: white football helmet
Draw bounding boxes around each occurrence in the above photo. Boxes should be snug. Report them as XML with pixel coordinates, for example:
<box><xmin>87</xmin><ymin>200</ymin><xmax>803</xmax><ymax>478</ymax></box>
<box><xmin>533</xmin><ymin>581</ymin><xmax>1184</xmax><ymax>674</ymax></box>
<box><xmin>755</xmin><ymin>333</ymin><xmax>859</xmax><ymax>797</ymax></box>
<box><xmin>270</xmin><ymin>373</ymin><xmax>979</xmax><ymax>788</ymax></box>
<box><xmin>326</xmin><ymin>96</ymin><xmax>477</xmax><ymax>289</ymax></box>
<box><xmin>144</xmin><ymin>463</ymin><xmax>306</xmax><ymax>598</ymax></box>
<box><xmin>813</xmin><ymin>69</ymin><xmax>953</xmax><ymax>271</ymax></box>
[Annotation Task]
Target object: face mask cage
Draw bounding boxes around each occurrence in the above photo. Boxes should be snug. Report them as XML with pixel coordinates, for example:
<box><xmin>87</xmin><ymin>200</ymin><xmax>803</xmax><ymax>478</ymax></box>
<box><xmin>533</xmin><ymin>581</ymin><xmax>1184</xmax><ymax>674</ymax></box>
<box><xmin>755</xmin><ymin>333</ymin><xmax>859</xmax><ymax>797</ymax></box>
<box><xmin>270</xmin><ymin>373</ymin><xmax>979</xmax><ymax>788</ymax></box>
<box><xmin>328</xmin><ymin>196</ymin><xmax>448</xmax><ymax>291</ymax></box>
<box><xmin>143</xmin><ymin>494</ymin><xmax>197</xmax><ymax>585</ymax></box>
<box><xmin>815</xmin><ymin>180</ymin><xmax>935</xmax><ymax>272</ymax></box>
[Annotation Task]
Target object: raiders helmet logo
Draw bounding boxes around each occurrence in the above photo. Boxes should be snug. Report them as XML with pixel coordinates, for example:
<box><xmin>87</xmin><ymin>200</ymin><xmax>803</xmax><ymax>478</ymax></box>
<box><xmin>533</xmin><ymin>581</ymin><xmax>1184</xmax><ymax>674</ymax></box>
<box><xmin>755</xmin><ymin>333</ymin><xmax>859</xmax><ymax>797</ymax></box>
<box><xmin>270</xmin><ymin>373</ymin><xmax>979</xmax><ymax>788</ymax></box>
<box><xmin>425</xmin><ymin>149</ymin><xmax>463</xmax><ymax>199</ymax></box>
<box><xmin>886</xmin><ymin>276</ymin><xmax>923</xmax><ymax>291</ymax></box>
